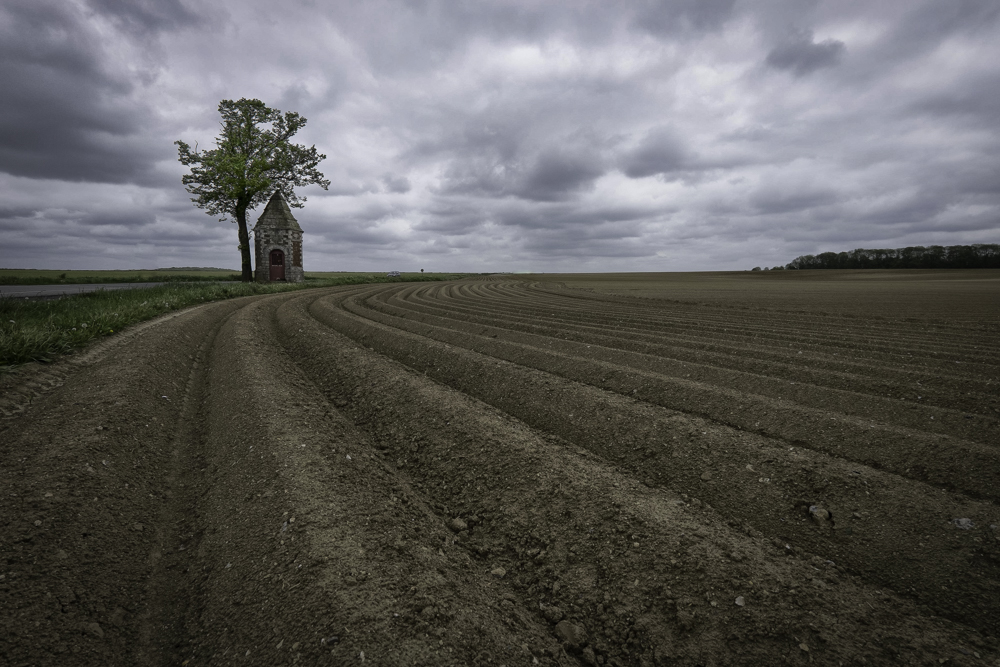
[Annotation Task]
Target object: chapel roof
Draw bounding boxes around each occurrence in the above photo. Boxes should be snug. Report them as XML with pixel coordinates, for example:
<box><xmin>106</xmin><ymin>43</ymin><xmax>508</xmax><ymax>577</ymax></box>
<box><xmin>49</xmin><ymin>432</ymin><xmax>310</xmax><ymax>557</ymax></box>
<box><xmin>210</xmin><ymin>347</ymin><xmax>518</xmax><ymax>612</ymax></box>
<box><xmin>253</xmin><ymin>191</ymin><xmax>301</xmax><ymax>231</ymax></box>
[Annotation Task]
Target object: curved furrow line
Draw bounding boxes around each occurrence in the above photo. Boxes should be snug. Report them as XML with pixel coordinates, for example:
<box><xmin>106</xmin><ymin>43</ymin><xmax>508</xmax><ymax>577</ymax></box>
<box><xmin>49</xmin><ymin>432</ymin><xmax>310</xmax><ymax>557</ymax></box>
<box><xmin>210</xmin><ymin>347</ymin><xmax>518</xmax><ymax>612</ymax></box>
<box><xmin>400</xmin><ymin>281</ymin><xmax>999</xmax><ymax>375</ymax></box>
<box><xmin>407</xmin><ymin>284</ymin><xmax>1000</xmax><ymax>374</ymax></box>
<box><xmin>430</xmin><ymin>284</ymin><xmax>1000</xmax><ymax>365</ymax></box>
<box><xmin>346</xmin><ymin>289</ymin><xmax>1000</xmax><ymax>496</ymax></box>
<box><xmin>473</xmin><ymin>279</ymin><xmax>1000</xmax><ymax>354</ymax></box>
<box><xmin>451</xmin><ymin>282</ymin><xmax>1000</xmax><ymax>382</ymax></box>
<box><xmin>511</xmin><ymin>278</ymin><xmax>999</xmax><ymax>338</ymax></box>
<box><xmin>271</xmin><ymin>289</ymin><xmax>998</xmax><ymax>665</ymax></box>
<box><xmin>380</xmin><ymin>287</ymin><xmax>999</xmax><ymax>419</ymax></box>
<box><xmin>304</xmin><ymin>286</ymin><xmax>1000</xmax><ymax>637</ymax></box>
<box><xmin>7</xmin><ymin>278</ymin><xmax>997</xmax><ymax>667</ymax></box>
<box><xmin>369</xmin><ymin>289</ymin><xmax>999</xmax><ymax>446</ymax></box>
<box><xmin>188</xmin><ymin>292</ymin><xmax>560</xmax><ymax>665</ymax></box>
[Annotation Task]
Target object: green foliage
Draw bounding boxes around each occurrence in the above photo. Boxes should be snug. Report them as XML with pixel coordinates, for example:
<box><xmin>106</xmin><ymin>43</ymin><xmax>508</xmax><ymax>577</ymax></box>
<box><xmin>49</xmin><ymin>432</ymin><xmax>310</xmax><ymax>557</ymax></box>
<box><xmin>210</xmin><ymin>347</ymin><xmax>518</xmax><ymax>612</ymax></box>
<box><xmin>786</xmin><ymin>244</ymin><xmax>1000</xmax><ymax>270</ymax></box>
<box><xmin>0</xmin><ymin>269</ymin><xmax>241</xmax><ymax>285</ymax></box>
<box><xmin>176</xmin><ymin>98</ymin><xmax>330</xmax><ymax>218</ymax></box>
<box><xmin>0</xmin><ymin>273</ymin><xmax>468</xmax><ymax>368</ymax></box>
<box><xmin>175</xmin><ymin>98</ymin><xmax>330</xmax><ymax>280</ymax></box>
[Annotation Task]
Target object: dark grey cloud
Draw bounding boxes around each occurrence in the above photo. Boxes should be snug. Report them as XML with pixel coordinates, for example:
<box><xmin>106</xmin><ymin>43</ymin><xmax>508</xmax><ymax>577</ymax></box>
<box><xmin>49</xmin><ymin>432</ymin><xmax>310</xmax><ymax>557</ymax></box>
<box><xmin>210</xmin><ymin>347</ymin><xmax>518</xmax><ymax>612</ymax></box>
<box><xmin>493</xmin><ymin>201</ymin><xmax>651</xmax><ymax>232</ymax></box>
<box><xmin>620</xmin><ymin>127</ymin><xmax>688</xmax><ymax>179</ymax></box>
<box><xmin>871</xmin><ymin>0</ymin><xmax>1000</xmax><ymax>65</ymax></box>
<box><xmin>85</xmin><ymin>0</ymin><xmax>198</xmax><ymax>35</ymax></box>
<box><xmin>749</xmin><ymin>184</ymin><xmax>838</xmax><ymax>216</ymax></box>
<box><xmin>516</xmin><ymin>149</ymin><xmax>606</xmax><ymax>201</ymax></box>
<box><xmin>0</xmin><ymin>0</ymin><xmax>183</xmax><ymax>184</ymax></box>
<box><xmin>765</xmin><ymin>30</ymin><xmax>845</xmax><ymax>76</ymax></box>
<box><xmin>1</xmin><ymin>0</ymin><xmax>999</xmax><ymax>273</ymax></box>
<box><xmin>632</xmin><ymin>0</ymin><xmax>737</xmax><ymax>35</ymax></box>
<box><xmin>77</xmin><ymin>210</ymin><xmax>157</xmax><ymax>228</ymax></box>
<box><xmin>426</xmin><ymin>111</ymin><xmax>611</xmax><ymax>203</ymax></box>
<box><xmin>381</xmin><ymin>173</ymin><xmax>412</xmax><ymax>193</ymax></box>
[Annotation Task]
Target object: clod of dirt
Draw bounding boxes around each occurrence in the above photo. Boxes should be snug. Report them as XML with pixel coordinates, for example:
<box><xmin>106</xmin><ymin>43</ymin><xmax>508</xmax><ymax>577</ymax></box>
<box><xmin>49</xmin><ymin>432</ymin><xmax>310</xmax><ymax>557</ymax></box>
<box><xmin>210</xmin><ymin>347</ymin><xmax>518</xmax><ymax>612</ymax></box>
<box><xmin>809</xmin><ymin>506</ymin><xmax>831</xmax><ymax>527</ymax></box>
<box><xmin>580</xmin><ymin>646</ymin><xmax>598</xmax><ymax>665</ymax></box>
<box><xmin>448</xmin><ymin>517</ymin><xmax>468</xmax><ymax>532</ymax></box>
<box><xmin>676</xmin><ymin>607</ymin><xmax>696</xmax><ymax>632</ymax></box>
<box><xmin>540</xmin><ymin>604</ymin><xmax>565</xmax><ymax>624</ymax></box>
<box><xmin>952</xmin><ymin>518</ymin><xmax>974</xmax><ymax>530</ymax></box>
<box><xmin>554</xmin><ymin>620</ymin><xmax>587</xmax><ymax>649</ymax></box>
<box><xmin>84</xmin><ymin>623</ymin><xmax>104</xmax><ymax>639</ymax></box>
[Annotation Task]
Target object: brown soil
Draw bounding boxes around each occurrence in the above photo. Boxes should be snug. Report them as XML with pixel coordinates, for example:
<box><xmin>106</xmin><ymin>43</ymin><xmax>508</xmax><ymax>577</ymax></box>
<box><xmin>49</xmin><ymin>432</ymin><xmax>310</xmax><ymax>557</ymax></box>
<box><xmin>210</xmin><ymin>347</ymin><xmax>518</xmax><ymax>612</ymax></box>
<box><xmin>2</xmin><ymin>271</ymin><xmax>999</xmax><ymax>666</ymax></box>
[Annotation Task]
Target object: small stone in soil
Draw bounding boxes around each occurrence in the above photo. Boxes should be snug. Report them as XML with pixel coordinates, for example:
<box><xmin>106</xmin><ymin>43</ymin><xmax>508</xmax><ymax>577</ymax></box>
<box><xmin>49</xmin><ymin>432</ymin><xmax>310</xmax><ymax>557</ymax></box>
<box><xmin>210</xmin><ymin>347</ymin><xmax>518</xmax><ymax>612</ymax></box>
<box><xmin>491</xmin><ymin>567</ymin><xmax>507</xmax><ymax>578</ymax></box>
<box><xmin>700</xmin><ymin>471</ymin><xmax>712</xmax><ymax>481</ymax></box>
<box><xmin>541</xmin><ymin>604</ymin><xmax>564</xmax><ymax>624</ymax></box>
<box><xmin>735</xmin><ymin>596</ymin><xmax>745</xmax><ymax>606</ymax></box>
<box><xmin>809</xmin><ymin>506</ymin><xmax>831</xmax><ymax>526</ymax></box>
<box><xmin>449</xmin><ymin>518</ymin><xmax>468</xmax><ymax>532</ymax></box>
<box><xmin>554</xmin><ymin>620</ymin><xmax>587</xmax><ymax>648</ymax></box>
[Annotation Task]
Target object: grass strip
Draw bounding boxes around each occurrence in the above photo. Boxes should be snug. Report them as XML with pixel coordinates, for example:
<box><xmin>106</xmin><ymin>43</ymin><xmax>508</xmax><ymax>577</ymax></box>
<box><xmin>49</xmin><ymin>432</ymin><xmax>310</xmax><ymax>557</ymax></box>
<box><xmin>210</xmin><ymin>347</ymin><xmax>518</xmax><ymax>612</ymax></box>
<box><xmin>0</xmin><ymin>273</ymin><xmax>467</xmax><ymax>368</ymax></box>
<box><xmin>0</xmin><ymin>269</ymin><xmax>242</xmax><ymax>285</ymax></box>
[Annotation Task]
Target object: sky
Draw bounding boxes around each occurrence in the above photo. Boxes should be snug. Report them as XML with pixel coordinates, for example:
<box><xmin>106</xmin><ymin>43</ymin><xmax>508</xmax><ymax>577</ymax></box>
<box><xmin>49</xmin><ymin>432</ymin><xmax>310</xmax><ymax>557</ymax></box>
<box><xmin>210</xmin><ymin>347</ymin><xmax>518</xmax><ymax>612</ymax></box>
<box><xmin>1</xmin><ymin>0</ymin><xmax>998</xmax><ymax>273</ymax></box>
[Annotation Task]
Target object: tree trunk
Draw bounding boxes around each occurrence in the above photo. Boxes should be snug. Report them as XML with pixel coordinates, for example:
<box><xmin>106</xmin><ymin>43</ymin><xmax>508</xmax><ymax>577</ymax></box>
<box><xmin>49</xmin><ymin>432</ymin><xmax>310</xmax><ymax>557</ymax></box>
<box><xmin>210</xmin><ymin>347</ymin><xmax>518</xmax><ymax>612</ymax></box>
<box><xmin>236</xmin><ymin>204</ymin><xmax>253</xmax><ymax>282</ymax></box>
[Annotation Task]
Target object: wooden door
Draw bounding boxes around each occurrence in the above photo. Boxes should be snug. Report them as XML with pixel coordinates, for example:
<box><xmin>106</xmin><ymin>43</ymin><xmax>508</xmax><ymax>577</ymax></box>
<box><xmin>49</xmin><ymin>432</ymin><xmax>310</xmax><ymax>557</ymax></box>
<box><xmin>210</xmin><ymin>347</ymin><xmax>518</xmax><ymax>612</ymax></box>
<box><xmin>269</xmin><ymin>249</ymin><xmax>285</xmax><ymax>281</ymax></box>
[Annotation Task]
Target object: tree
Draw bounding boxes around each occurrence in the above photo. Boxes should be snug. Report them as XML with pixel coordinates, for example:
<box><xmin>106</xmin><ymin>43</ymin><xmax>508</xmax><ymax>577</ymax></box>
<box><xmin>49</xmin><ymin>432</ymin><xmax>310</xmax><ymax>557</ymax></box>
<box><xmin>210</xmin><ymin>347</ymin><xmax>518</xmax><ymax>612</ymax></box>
<box><xmin>176</xmin><ymin>98</ymin><xmax>330</xmax><ymax>282</ymax></box>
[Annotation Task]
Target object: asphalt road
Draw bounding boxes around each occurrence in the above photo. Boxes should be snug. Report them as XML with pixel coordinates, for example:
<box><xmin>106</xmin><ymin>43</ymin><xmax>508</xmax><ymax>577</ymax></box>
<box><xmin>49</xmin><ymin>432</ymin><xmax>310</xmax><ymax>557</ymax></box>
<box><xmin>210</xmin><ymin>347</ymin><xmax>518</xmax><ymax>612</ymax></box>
<box><xmin>0</xmin><ymin>283</ymin><xmax>166</xmax><ymax>299</ymax></box>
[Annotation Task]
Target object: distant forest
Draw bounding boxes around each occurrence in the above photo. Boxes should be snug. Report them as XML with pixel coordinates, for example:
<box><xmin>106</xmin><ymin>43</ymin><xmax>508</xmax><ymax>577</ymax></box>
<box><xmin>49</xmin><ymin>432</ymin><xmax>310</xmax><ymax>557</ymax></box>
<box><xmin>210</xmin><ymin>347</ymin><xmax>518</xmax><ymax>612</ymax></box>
<box><xmin>781</xmin><ymin>244</ymin><xmax>1000</xmax><ymax>270</ymax></box>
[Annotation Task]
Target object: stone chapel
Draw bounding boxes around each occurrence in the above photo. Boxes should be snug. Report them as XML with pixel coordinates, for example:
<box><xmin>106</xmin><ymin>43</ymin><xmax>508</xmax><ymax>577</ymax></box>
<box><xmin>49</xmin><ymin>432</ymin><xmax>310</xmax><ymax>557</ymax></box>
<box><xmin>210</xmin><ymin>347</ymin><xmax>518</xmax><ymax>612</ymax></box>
<box><xmin>253</xmin><ymin>191</ymin><xmax>304</xmax><ymax>283</ymax></box>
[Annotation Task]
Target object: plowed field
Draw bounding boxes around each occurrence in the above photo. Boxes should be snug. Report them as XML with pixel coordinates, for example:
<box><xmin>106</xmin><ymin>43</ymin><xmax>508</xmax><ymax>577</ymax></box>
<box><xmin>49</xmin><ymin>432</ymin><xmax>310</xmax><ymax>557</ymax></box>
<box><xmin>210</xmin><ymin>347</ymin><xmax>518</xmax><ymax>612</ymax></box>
<box><xmin>3</xmin><ymin>270</ymin><xmax>999</xmax><ymax>666</ymax></box>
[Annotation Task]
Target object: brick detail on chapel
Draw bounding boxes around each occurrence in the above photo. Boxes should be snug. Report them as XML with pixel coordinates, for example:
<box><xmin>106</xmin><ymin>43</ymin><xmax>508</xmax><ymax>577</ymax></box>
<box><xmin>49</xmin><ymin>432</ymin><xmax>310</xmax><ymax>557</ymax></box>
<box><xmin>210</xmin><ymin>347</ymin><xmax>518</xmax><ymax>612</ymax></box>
<box><xmin>252</xmin><ymin>191</ymin><xmax>305</xmax><ymax>283</ymax></box>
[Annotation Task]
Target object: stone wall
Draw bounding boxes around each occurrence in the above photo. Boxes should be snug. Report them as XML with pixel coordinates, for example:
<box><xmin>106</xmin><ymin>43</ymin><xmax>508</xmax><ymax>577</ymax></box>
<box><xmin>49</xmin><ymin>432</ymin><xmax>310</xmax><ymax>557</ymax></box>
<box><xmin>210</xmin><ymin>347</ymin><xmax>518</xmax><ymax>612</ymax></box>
<box><xmin>254</xmin><ymin>227</ymin><xmax>304</xmax><ymax>283</ymax></box>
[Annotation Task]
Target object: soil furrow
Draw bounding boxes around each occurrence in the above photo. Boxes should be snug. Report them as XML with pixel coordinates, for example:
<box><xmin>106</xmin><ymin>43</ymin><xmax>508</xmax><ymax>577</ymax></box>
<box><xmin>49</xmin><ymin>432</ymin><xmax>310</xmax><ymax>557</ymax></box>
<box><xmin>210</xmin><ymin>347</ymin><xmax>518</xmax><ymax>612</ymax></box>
<box><xmin>399</xmin><ymin>285</ymin><xmax>1000</xmax><ymax>399</ymax></box>
<box><xmin>305</xmin><ymin>286</ymin><xmax>1000</xmax><ymax>636</ymax></box>
<box><xmin>4</xmin><ymin>272</ymin><xmax>998</xmax><ymax>666</ymax></box>
<box><xmin>277</xmin><ymin>290</ymin><xmax>998</xmax><ymax>666</ymax></box>
<box><xmin>339</xmin><ymin>288</ymin><xmax>1000</xmax><ymax>500</ymax></box>
<box><xmin>448</xmin><ymin>279</ymin><xmax>1000</xmax><ymax>358</ymax></box>
<box><xmin>458</xmin><ymin>280</ymin><xmax>999</xmax><ymax>354</ymax></box>
<box><xmin>376</xmin><ymin>287</ymin><xmax>999</xmax><ymax>438</ymax></box>
<box><xmin>392</xmin><ymin>290</ymin><xmax>999</xmax><ymax>420</ymax></box>
<box><xmin>179</xmin><ymin>292</ymin><xmax>557</xmax><ymax>665</ymax></box>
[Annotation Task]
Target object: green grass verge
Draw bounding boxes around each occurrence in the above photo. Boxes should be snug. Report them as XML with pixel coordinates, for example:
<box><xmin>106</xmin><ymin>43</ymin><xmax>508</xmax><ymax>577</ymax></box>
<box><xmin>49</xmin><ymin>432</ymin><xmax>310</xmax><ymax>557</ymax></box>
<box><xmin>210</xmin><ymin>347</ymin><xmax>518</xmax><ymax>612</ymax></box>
<box><xmin>0</xmin><ymin>268</ymin><xmax>242</xmax><ymax>285</ymax></box>
<box><xmin>0</xmin><ymin>273</ymin><xmax>468</xmax><ymax>368</ymax></box>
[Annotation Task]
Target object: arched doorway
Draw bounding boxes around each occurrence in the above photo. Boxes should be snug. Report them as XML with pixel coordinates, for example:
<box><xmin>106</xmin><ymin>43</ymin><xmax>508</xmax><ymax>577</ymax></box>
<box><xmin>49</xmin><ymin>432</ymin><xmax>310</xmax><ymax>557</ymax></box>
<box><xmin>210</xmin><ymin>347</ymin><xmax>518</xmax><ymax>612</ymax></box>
<box><xmin>269</xmin><ymin>249</ymin><xmax>285</xmax><ymax>281</ymax></box>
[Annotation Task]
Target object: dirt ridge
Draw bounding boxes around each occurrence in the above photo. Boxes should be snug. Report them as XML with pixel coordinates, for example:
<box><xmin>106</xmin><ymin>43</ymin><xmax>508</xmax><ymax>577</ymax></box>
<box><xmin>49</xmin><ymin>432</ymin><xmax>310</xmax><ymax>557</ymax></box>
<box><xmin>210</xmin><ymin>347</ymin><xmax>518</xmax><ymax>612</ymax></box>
<box><xmin>2</xmin><ymin>276</ymin><xmax>998</xmax><ymax>666</ymax></box>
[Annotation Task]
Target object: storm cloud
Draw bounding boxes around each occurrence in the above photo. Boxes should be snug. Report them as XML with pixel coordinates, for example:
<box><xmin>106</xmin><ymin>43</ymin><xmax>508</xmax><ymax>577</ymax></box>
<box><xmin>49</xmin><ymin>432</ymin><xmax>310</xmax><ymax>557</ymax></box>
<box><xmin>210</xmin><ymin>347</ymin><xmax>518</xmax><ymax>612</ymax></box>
<box><xmin>765</xmin><ymin>31</ymin><xmax>845</xmax><ymax>76</ymax></box>
<box><xmin>1</xmin><ymin>0</ymin><xmax>998</xmax><ymax>272</ymax></box>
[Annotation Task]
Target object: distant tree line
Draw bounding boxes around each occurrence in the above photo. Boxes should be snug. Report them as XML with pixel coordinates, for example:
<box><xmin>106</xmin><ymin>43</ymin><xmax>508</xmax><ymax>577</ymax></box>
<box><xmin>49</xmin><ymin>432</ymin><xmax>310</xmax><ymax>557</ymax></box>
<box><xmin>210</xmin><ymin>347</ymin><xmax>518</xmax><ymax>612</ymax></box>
<box><xmin>782</xmin><ymin>244</ymin><xmax>1000</xmax><ymax>270</ymax></box>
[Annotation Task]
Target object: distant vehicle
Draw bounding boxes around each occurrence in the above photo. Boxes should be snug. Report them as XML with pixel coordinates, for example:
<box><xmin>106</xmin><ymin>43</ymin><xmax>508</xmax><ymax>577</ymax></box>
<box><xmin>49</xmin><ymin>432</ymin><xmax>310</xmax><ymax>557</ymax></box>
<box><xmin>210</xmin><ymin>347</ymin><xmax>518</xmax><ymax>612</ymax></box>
<box><xmin>386</xmin><ymin>271</ymin><xmax>401</xmax><ymax>277</ymax></box>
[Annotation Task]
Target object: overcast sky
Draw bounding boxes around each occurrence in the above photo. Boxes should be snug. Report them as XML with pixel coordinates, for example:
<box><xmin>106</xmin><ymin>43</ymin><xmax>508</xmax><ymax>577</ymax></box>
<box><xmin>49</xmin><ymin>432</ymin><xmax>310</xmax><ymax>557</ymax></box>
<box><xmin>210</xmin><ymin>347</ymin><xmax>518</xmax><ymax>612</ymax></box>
<box><xmin>1</xmin><ymin>0</ymin><xmax>998</xmax><ymax>272</ymax></box>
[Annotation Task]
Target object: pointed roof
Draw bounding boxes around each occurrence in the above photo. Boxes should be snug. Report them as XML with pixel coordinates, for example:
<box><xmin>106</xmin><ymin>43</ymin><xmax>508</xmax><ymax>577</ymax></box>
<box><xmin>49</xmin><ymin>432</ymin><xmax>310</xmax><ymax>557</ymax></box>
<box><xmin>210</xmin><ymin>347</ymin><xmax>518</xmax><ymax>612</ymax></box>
<box><xmin>253</xmin><ymin>191</ymin><xmax>301</xmax><ymax>232</ymax></box>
